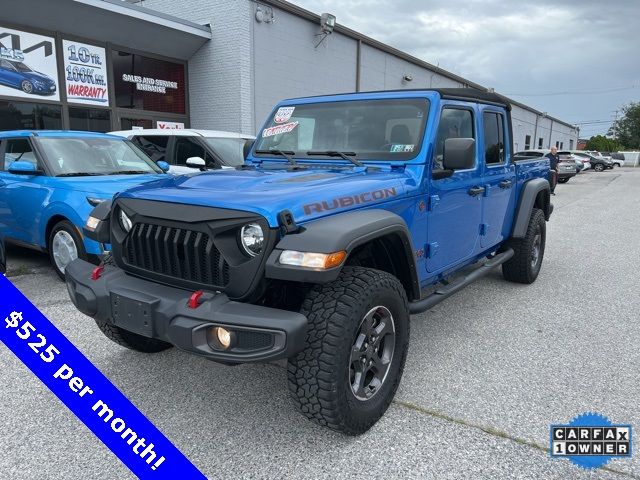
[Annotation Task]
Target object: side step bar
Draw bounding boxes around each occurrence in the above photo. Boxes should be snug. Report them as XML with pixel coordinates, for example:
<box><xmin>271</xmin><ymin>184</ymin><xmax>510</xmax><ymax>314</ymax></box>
<box><xmin>408</xmin><ymin>248</ymin><xmax>514</xmax><ymax>314</ymax></box>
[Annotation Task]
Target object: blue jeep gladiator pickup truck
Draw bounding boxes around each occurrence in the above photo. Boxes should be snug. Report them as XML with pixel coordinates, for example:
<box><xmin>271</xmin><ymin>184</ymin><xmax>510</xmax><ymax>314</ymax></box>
<box><xmin>65</xmin><ymin>89</ymin><xmax>552</xmax><ymax>434</ymax></box>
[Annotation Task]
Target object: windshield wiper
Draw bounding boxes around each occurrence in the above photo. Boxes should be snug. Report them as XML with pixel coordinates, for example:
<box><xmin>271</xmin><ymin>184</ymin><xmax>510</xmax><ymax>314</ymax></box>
<box><xmin>56</xmin><ymin>172</ymin><xmax>103</xmax><ymax>177</ymax></box>
<box><xmin>307</xmin><ymin>151</ymin><xmax>363</xmax><ymax>167</ymax></box>
<box><xmin>107</xmin><ymin>170</ymin><xmax>152</xmax><ymax>175</ymax></box>
<box><xmin>254</xmin><ymin>149</ymin><xmax>298</xmax><ymax>167</ymax></box>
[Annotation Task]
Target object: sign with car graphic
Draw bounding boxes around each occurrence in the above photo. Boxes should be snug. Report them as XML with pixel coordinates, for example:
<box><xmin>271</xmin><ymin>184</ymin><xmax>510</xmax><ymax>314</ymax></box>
<box><xmin>0</xmin><ymin>26</ymin><xmax>59</xmax><ymax>101</ymax></box>
<box><xmin>63</xmin><ymin>39</ymin><xmax>109</xmax><ymax>106</ymax></box>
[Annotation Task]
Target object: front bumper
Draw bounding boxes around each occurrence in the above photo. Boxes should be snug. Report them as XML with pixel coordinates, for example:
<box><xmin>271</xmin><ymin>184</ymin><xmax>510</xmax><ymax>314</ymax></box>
<box><xmin>65</xmin><ymin>259</ymin><xmax>308</xmax><ymax>363</ymax></box>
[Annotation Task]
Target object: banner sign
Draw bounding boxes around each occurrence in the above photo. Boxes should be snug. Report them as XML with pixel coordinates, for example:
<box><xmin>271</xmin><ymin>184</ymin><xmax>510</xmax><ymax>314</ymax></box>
<box><xmin>0</xmin><ymin>26</ymin><xmax>59</xmax><ymax>101</ymax></box>
<box><xmin>63</xmin><ymin>40</ymin><xmax>109</xmax><ymax>105</ymax></box>
<box><xmin>0</xmin><ymin>274</ymin><xmax>206</xmax><ymax>479</ymax></box>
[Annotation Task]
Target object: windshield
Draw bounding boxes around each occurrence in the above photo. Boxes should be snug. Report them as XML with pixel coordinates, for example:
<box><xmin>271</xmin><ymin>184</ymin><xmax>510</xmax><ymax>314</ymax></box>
<box><xmin>13</xmin><ymin>62</ymin><xmax>33</xmax><ymax>73</ymax></box>
<box><xmin>202</xmin><ymin>137</ymin><xmax>247</xmax><ymax>166</ymax></box>
<box><xmin>36</xmin><ymin>137</ymin><xmax>162</xmax><ymax>176</ymax></box>
<box><xmin>253</xmin><ymin>98</ymin><xmax>429</xmax><ymax>161</ymax></box>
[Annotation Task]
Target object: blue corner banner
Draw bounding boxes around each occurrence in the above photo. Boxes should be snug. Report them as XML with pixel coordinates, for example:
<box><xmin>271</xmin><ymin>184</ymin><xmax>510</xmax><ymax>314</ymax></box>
<box><xmin>0</xmin><ymin>274</ymin><xmax>206</xmax><ymax>479</ymax></box>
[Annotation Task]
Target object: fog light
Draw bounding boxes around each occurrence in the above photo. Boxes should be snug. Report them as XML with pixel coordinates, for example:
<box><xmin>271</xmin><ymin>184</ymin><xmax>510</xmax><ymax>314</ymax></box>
<box><xmin>208</xmin><ymin>326</ymin><xmax>236</xmax><ymax>350</ymax></box>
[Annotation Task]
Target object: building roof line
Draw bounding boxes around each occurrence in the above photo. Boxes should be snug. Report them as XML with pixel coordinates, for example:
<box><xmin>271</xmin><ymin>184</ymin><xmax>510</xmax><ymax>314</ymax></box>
<box><xmin>260</xmin><ymin>0</ymin><xmax>576</xmax><ymax>131</ymax></box>
<box><xmin>81</xmin><ymin>0</ymin><xmax>212</xmax><ymax>38</ymax></box>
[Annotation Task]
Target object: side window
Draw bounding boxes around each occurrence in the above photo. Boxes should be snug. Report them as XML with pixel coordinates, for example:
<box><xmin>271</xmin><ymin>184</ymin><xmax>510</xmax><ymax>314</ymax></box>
<box><xmin>132</xmin><ymin>136</ymin><xmax>169</xmax><ymax>162</ymax></box>
<box><xmin>174</xmin><ymin>138</ymin><xmax>208</xmax><ymax>166</ymax></box>
<box><xmin>433</xmin><ymin>108</ymin><xmax>474</xmax><ymax>170</ymax></box>
<box><xmin>483</xmin><ymin>111</ymin><xmax>504</xmax><ymax>165</ymax></box>
<box><xmin>3</xmin><ymin>139</ymin><xmax>37</xmax><ymax>170</ymax></box>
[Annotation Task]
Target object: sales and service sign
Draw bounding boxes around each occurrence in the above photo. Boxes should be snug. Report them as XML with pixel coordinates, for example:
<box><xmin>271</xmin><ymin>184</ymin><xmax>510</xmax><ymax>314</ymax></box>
<box><xmin>63</xmin><ymin>40</ymin><xmax>109</xmax><ymax>105</ymax></box>
<box><xmin>0</xmin><ymin>26</ymin><xmax>59</xmax><ymax>101</ymax></box>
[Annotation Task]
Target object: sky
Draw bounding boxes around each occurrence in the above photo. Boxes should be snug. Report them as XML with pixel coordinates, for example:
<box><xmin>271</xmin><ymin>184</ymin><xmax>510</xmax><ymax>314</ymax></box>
<box><xmin>294</xmin><ymin>0</ymin><xmax>640</xmax><ymax>138</ymax></box>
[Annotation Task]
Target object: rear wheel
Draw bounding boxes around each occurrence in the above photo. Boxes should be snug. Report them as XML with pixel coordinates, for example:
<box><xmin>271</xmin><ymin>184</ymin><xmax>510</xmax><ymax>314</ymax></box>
<box><xmin>287</xmin><ymin>267</ymin><xmax>409</xmax><ymax>435</ymax></box>
<box><xmin>594</xmin><ymin>164</ymin><xmax>604</xmax><ymax>172</ymax></box>
<box><xmin>502</xmin><ymin>208</ymin><xmax>546</xmax><ymax>284</ymax></box>
<box><xmin>48</xmin><ymin>220</ymin><xmax>87</xmax><ymax>280</ymax></box>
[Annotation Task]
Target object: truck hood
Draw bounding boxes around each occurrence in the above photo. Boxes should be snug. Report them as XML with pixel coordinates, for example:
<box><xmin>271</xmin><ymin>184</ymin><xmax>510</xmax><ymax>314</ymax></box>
<box><xmin>55</xmin><ymin>174</ymin><xmax>168</xmax><ymax>198</ymax></box>
<box><xmin>118</xmin><ymin>166</ymin><xmax>414</xmax><ymax>226</ymax></box>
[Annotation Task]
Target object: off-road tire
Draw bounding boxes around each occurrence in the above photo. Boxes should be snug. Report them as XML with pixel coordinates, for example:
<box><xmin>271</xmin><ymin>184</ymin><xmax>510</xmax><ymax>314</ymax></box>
<box><xmin>287</xmin><ymin>266</ymin><xmax>410</xmax><ymax>435</ymax></box>
<box><xmin>94</xmin><ymin>319</ymin><xmax>172</xmax><ymax>353</ymax></box>
<box><xmin>502</xmin><ymin>208</ymin><xmax>546</xmax><ymax>284</ymax></box>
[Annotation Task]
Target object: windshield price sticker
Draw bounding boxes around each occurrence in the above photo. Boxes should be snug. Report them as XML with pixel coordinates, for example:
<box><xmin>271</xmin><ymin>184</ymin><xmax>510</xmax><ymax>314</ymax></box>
<box><xmin>0</xmin><ymin>275</ymin><xmax>206</xmax><ymax>479</ymax></box>
<box><xmin>262</xmin><ymin>121</ymin><xmax>299</xmax><ymax>138</ymax></box>
<box><xmin>274</xmin><ymin>106</ymin><xmax>295</xmax><ymax>123</ymax></box>
<box><xmin>390</xmin><ymin>144</ymin><xmax>414</xmax><ymax>152</ymax></box>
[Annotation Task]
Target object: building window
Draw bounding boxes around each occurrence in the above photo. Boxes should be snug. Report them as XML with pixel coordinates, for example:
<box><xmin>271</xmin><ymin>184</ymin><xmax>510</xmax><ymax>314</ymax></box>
<box><xmin>538</xmin><ymin>137</ymin><xmax>543</xmax><ymax>148</ymax></box>
<box><xmin>560</xmin><ymin>141</ymin><xmax>563</xmax><ymax>149</ymax></box>
<box><xmin>0</xmin><ymin>100</ymin><xmax>62</xmax><ymax>130</ymax></box>
<box><xmin>483</xmin><ymin>111</ymin><xmax>504</xmax><ymax>164</ymax></box>
<box><xmin>524</xmin><ymin>135</ymin><xmax>531</xmax><ymax>150</ymax></box>
<box><xmin>569</xmin><ymin>139</ymin><xmax>574</xmax><ymax>149</ymax></box>
<box><xmin>68</xmin><ymin>107</ymin><xmax>111</xmax><ymax>132</ymax></box>
<box><xmin>112</xmin><ymin>51</ymin><xmax>186</xmax><ymax>114</ymax></box>
<box><xmin>555</xmin><ymin>141</ymin><xmax>559</xmax><ymax>148</ymax></box>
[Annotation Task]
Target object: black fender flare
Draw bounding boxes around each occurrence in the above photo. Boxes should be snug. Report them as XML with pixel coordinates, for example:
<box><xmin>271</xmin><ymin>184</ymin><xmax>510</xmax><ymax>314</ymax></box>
<box><xmin>511</xmin><ymin>178</ymin><xmax>551</xmax><ymax>238</ymax></box>
<box><xmin>265</xmin><ymin>209</ymin><xmax>420</xmax><ymax>299</ymax></box>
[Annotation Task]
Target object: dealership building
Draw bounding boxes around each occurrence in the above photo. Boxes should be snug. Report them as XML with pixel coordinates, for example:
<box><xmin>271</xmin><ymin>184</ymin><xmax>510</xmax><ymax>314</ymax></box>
<box><xmin>0</xmin><ymin>0</ymin><xmax>579</xmax><ymax>151</ymax></box>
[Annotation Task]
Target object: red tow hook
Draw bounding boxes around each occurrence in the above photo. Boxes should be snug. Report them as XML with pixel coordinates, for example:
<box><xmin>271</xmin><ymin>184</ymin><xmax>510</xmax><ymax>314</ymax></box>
<box><xmin>91</xmin><ymin>265</ymin><xmax>105</xmax><ymax>280</ymax></box>
<box><xmin>188</xmin><ymin>290</ymin><xmax>204</xmax><ymax>309</ymax></box>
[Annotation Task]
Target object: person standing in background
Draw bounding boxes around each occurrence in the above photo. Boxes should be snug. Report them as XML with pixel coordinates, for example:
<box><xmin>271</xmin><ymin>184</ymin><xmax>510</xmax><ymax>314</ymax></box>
<box><xmin>546</xmin><ymin>146</ymin><xmax>559</xmax><ymax>195</ymax></box>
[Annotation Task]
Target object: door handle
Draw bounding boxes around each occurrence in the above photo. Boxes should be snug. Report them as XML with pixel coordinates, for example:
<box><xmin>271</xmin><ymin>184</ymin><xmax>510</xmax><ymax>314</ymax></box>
<box><xmin>499</xmin><ymin>180</ymin><xmax>512</xmax><ymax>189</ymax></box>
<box><xmin>468</xmin><ymin>186</ymin><xmax>485</xmax><ymax>196</ymax></box>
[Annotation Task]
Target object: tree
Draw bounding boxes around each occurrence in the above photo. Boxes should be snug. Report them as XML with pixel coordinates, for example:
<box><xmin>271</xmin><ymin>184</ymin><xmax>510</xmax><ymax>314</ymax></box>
<box><xmin>585</xmin><ymin>135</ymin><xmax>621</xmax><ymax>152</ymax></box>
<box><xmin>610</xmin><ymin>102</ymin><xmax>640</xmax><ymax>149</ymax></box>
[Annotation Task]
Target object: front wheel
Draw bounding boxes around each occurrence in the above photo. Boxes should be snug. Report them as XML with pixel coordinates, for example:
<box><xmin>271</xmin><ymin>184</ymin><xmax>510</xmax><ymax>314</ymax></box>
<box><xmin>21</xmin><ymin>80</ymin><xmax>34</xmax><ymax>94</ymax></box>
<box><xmin>502</xmin><ymin>208</ymin><xmax>546</xmax><ymax>284</ymax></box>
<box><xmin>48</xmin><ymin>220</ymin><xmax>88</xmax><ymax>279</ymax></box>
<box><xmin>287</xmin><ymin>267</ymin><xmax>410</xmax><ymax>435</ymax></box>
<box><xmin>594</xmin><ymin>164</ymin><xmax>604</xmax><ymax>172</ymax></box>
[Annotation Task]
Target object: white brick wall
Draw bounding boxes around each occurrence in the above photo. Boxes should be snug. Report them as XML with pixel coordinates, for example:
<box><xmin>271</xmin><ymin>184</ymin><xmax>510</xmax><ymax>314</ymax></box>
<box><xmin>143</xmin><ymin>0</ymin><xmax>254</xmax><ymax>135</ymax></box>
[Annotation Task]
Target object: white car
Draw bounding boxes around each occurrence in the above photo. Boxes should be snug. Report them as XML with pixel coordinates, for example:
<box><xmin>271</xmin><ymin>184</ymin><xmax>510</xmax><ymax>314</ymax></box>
<box><xmin>559</xmin><ymin>151</ymin><xmax>590</xmax><ymax>171</ymax></box>
<box><xmin>110</xmin><ymin>129</ymin><xmax>255</xmax><ymax>175</ymax></box>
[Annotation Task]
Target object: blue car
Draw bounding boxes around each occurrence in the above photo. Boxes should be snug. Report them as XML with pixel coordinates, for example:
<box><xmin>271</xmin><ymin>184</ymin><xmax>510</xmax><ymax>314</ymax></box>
<box><xmin>0</xmin><ymin>130</ymin><xmax>168</xmax><ymax>278</ymax></box>
<box><xmin>0</xmin><ymin>59</ymin><xmax>57</xmax><ymax>95</ymax></box>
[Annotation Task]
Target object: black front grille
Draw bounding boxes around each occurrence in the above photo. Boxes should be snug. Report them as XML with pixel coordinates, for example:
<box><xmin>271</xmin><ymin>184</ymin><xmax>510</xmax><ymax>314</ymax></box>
<box><xmin>124</xmin><ymin>223</ymin><xmax>230</xmax><ymax>287</ymax></box>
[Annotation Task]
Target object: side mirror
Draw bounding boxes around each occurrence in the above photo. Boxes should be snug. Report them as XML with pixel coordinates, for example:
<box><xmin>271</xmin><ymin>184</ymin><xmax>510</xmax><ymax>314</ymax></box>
<box><xmin>7</xmin><ymin>161</ymin><xmax>40</xmax><ymax>175</ymax></box>
<box><xmin>243</xmin><ymin>139</ymin><xmax>254</xmax><ymax>160</ymax></box>
<box><xmin>185</xmin><ymin>156</ymin><xmax>206</xmax><ymax>171</ymax></box>
<box><xmin>156</xmin><ymin>160</ymin><xmax>170</xmax><ymax>172</ymax></box>
<box><xmin>443</xmin><ymin>138</ymin><xmax>476</xmax><ymax>170</ymax></box>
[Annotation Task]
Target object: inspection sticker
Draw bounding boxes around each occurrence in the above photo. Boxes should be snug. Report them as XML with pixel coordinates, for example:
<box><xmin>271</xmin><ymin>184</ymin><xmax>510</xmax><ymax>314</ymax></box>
<box><xmin>550</xmin><ymin>412</ymin><xmax>632</xmax><ymax>469</ymax></box>
<box><xmin>262</xmin><ymin>121</ymin><xmax>299</xmax><ymax>138</ymax></box>
<box><xmin>0</xmin><ymin>274</ymin><xmax>206</xmax><ymax>479</ymax></box>
<box><xmin>274</xmin><ymin>106</ymin><xmax>295</xmax><ymax>123</ymax></box>
<box><xmin>390</xmin><ymin>144</ymin><xmax>414</xmax><ymax>153</ymax></box>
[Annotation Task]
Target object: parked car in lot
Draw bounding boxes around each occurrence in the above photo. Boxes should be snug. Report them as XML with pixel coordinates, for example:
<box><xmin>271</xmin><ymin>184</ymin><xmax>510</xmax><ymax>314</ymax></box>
<box><xmin>560</xmin><ymin>151</ymin><xmax>591</xmax><ymax>171</ymax></box>
<box><xmin>109</xmin><ymin>129</ymin><xmax>255</xmax><ymax>175</ymax></box>
<box><xmin>0</xmin><ymin>131</ymin><xmax>168</xmax><ymax>278</ymax></box>
<box><xmin>581</xmin><ymin>152</ymin><xmax>613</xmax><ymax>171</ymax></box>
<box><xmin>67</xmin><ymin>88</ymin><xmax>553</xmax><ymax>435</ymax></box>
<box><xmin>514</xmin><ymin>149</ymin><xmax>576</xmax><ymax>182</ymax></box>
<box><xmin>607</xmin><ymin>152</ymin><xmax>625</xmax><ymax>167</ymax></box>
<box><xmin>0</xmin><ymin>59</ymin><xmax>57</xmax><ymax>95</ymax></box>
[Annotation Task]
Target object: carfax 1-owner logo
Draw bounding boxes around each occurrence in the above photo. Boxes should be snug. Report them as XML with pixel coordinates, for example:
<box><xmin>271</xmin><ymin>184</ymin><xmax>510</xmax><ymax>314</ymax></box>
<box><xmin>550</xmin><ymin>412</ymin><xmax>633</xmax><ymax>469</ymax></box>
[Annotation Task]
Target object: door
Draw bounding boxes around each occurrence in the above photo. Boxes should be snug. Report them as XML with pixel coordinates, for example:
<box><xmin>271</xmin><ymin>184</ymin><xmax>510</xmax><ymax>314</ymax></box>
<box><xmin>0</xmin><ymin>60</ymin><xmax>21</xmax><ymax>89</ymax></box>
<box><xmin>426</xmin><ymin>104</ymin><xmax>483</xmax><ymax>273</ymax></box>
<box><xmin>0</xmin><ymin>138</ymin><xmax>48</xmax><ymax>245</ymax></box>
<box><xmin>480</xmin><ymin>108</ymin><xmax>516</xmax><ymax>248</ymax></box>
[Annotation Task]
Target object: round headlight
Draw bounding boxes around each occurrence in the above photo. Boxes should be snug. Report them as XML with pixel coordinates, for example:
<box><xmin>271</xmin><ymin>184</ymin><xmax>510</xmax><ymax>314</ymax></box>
<box><xmin>240</xmin><ymin>223</ymin><xmax>264</xmax><ymax>257</ymax></box>
<box><xmin>119</xmin><ymin>209</ymin><xmax>133</xmax><ymax>233</ymax></box>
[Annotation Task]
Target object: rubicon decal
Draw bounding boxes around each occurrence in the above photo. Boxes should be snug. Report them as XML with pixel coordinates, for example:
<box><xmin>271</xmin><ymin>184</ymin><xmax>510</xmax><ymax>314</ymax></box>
<box><xmin>303</xmin><ymin>187</ymin><xmax>397</xmax><ymax>215</ymax></box>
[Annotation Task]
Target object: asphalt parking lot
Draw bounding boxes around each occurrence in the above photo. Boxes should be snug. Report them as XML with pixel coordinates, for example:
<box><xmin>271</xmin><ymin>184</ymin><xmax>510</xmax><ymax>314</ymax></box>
<box><xmin>1</xmin><ymin>168</ymin><xmax>639</xmax><ymax>479</ymax></box>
